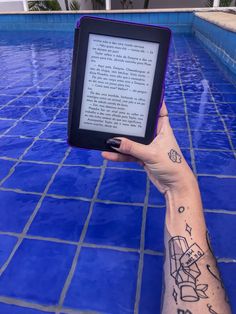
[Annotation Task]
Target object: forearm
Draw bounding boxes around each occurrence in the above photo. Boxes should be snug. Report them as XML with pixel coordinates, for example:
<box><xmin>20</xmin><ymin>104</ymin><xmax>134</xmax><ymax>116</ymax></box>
<box><xmin>162</xmin><ymin>175</ymin><xmax>231</xmax><ymax>314</ymax></box>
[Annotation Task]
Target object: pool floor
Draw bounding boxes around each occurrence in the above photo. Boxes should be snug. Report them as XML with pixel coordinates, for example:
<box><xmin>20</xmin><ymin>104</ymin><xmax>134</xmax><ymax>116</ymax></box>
<box><xmin>0</xmin><ymin>30</ymin><xmax>236</xmax><ymax>314</ymax></box>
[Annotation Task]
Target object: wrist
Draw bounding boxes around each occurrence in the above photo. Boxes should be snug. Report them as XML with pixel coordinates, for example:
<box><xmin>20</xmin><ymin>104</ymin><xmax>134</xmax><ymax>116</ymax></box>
<box><xmin>166</xmin><ymin>170</ymin><xmax>199</xmax><ymax>201</ymax></box>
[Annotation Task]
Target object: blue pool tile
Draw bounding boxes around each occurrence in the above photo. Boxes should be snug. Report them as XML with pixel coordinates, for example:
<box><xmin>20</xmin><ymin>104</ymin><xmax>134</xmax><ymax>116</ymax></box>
<box><xmin>55</xmin><ymin>109</ymin><xmax>68</xmax><ymax>122</ymax></box>
<box><xmin>191</xmin><ymin>131</ymin><xmax>231</xmax><ymax>150</ymax></box>
<box><xmin>23</xmin><ymin>107</ymin><xmax>58</xmax><ymax>122</ymax></box>
<box><xmin>0</xmin><ymin>106</ymin><xmax>29</xmax><ymax>119</ymax></box>
<box><xmin>65</xmin><ymin>147</ymin><xmax>103</xmax><ymax>166</ymax></box>
<box><xmin>0</xmin><ymin>191</ymin><xmax>40</xmax><ymax>232</ymax></box>
<box><xmin>213</xmin><ymin>92</ymin><xmax>236</xmax><ymax>103</ymax></box>
<box><xmin>0</xmin><ymin>239</ymin><xmax>76</xmax><ymax>305</ymax></box>
<box><xmin>186</xmin><ymin>101</ymin><xmax>217</xmax><ymax>115</ymax></box>
<box><xmin>217</xmin><ymin>103</ymin><xmax>236</xmax><ymax>116</ymax></box>
<box><xmin>48</xmin><ymin>89</ymin><xmax>69</xmax><ymax>98</ymax></box>
<box><xmin>230</xmin><ymin>132</ymin><xmax>236</xmax><ymax>149</ymax></box>
<box><xmin>64</xmin><ymin>248</ymin><xmax>139</xmax><ymax>313</ymax></box>
<box><xmin>0</xmin><ymin>303</ymin><xmax>53</xmax><ymax>314</ymax></box>
<box><xmin>3</xmin><ymin>162</ymin><xmax>57</xmax><ymax>193</ymax></box>
<box><xmin>195</xmin><ymin>150</ymin><xmax>236</xmax><ymax>175</ymax></box>
<box><xmin>29</xmin><ymin>197</ymin><xmax>89</xmax><ymax>241</ymax></box>
<box><xmin>188</xmin><ymin>114</ymin><xmax>224</xmax><ymax>131</ymax></box>
<box><xmin>24</xmin><ymin>86</ymin><xmax>52</xmax><ymax>97</ymax></box>
<box><xmin>184</xmin><ymin>92</ymin><xmax>213</xmax><ymax>103</ymax></box>
<box><xmin>0</xmin><ymin>159</ymin><xmax>14</xmax><ymax>180</ymax></box>
<box><xmin>218</xmin><ymin>263</ymin><xmax>236</xmax><ymax>314</ymax></box>
<box><xmin>205</xmin><ymin>212</ymin><xmax>236</xmax><ymax>259</ymax></box>
<box><xmin>210</xmin><ymin>83</ymin><xmax>236</xmax><ymax>94</ymax></box>
<box><xmin>10</xmin><ymin>96</ymin><xmax>42</xmax><ymax>107</ymax></box>
<box><xmin>165</xmin><ymin>100</ymin><xmax>185</xmax><ymax>114</ymax></box>
<box><xmin>49</xmin><ymin>166</ymin><xmax>101</xmax><ymax>198</ymax></box>
<box><xmin>0</xmin><ymin>95</ymin><xmax>16</xmax><ymax>106</ymax></box>
<box><xmin>85</xmin><ymin>203</ymin><xmax>142</xmax><ymax>248</ymax></box>
<box><xmin>148</xmin><ymin>183</ymin><xmax>165</xmax><ymax>206</ymax></box>
<box><xmin>198</xmin><ymin>176</ymin><xmax>236</xmax><ymax>211</ymax></box>
<box><xmin>139</xmin><ymin>255</ymin><xmax>163</xmax><ymax>314</ymax></box>
<box><xmin>39</xmin><ymin>96</ymin><xmax>67</xmax><ymax>108</ymax></box>
<box><xmin>145</xmin><ymin>207</ymin><xmax>165</xmax><ymax>252</ymax></box>
<box><xmin>173</xmin><ymin>129</ymin><xmax>190</xmax><ymax>148</ymax></box>
<box><xmin>223</xmin><ymin>116</ymin><xmax>236</xmax><ymax>132</ymax></box>
<box><xmin>0</xmin><ymin>119</ymin><xmax>15</xmax><ymax>134</ymax></box>
<box><xmin>23</xmin><ymin>139</ymin><xmax>68</xmax><ymax>163</ymax></box>
<box><xmin>40</xmin><ymin>122</ymin><xmax>66</xmax><ymax>140</ymax></box>
<box><xmin>8</xmin><ymin>120</ymin><xmax>47</xmax><ymax>137</ymax></box>
<box><xmin>169</xmin><ymin>114</ymin><xmax>187</xmax><ymax>129</ymax></box>
<box><xmin>0</xmin><ymin>136</ymin><xmax>33</xmax><ymax>158</ymax></box>
<box><xmin>98</xmin><ymin>169</ymin><xmax>147</xmax><ymax>203</ymax></box>
<box><xmin>0</xmin><ymin>234</ymin><xmax>17</xmax><ymax>267</ymax></box>
<box><xmin>1</xmin><ymin>86</ymin><xmax>27</xmax><ymax>96</ymax></box>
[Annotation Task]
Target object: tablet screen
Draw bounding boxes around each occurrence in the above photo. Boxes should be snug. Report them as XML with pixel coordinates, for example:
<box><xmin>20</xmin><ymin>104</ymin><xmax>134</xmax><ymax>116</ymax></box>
<box><xmin>79</xmin><ymin>33</ymin><xmax>159</xmax><ymax>137</ymax></box>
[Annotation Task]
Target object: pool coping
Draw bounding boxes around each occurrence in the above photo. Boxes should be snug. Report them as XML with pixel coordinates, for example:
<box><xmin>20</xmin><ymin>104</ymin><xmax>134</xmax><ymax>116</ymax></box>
<box><xmin>195</xmin><ymin>11</ymin><xmax>236</xmax><ymax>33</ymax></box>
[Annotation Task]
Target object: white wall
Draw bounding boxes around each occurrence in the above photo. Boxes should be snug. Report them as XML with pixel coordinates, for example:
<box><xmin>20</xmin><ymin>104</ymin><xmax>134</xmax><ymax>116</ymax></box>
<box><xmin>111</xmin><ymin>0</ymin><xmax>208</xmax><ymax>9</ymax></box>
<box><xmin>0</xmin><ymin>2</ymin><xmax>24</xmax><ymax>11</ymax></box>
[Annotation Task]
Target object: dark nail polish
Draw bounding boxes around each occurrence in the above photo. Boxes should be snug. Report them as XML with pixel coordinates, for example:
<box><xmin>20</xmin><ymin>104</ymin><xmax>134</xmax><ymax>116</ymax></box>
<box><xmin>106</xmin><ymin>138</ymin><xmax>121</xmax><ymax>148</ymax></box>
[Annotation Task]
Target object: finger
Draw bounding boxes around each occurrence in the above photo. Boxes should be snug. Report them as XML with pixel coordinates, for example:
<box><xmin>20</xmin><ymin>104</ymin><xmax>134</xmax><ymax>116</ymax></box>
<box><xmin>156</xmin><ymin>100</ymin><xmax>170</xmax><ymax>135</ymax></box>
<box><xmin>159</xmin><ymin>100</ymin><xmax>168</xmax><ymax>116</ymax></box>
<box><xmin>106</xmin><ymin>137</ymin><xmax>150</xmax><ymax>162</ymax></box>
<box><xmin>101</xmin><ymin>151</ymin><xmax>138</xmax><ymax>163</ymax></box>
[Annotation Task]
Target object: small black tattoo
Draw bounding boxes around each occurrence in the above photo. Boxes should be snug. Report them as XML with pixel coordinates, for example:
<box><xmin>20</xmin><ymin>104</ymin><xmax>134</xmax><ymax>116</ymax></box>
<box><xmin>168</xmin><ymin>149</ymin><xmax>182</xmax><ymax>163</ymax></box>
<box><xmin>185</xmin><ymin>223</ymin><xmax>192</xmax><ymax>237</ymax></box>
<box><xmin>177</xmin><ymin>309</ymin><xmax>192</xmax><ymax>314</ymax></box>
<box><xmin>180</xmin><ymin>243</ymin><xmax>204</xmax><ymax>267</ymax></box>
<box><xmin>207</xmin><ymin>304</ymin><xmax>218</xmax><ymax>314</ymax></box>
<box><xmin>169</xmin><ymin>236</ymin><xmax>207</xmax><ymax>302</ymax></box>
<box><xmin>206</xmin><ymin>264</ymin><xmax>220</xmax><ymax>282</ymax></box>
<box><xmin>178</xmin><ymin>206</ymin><xmax>185</xmax><ymax>213</ymax></box>
<box><xmin>172</xmin><ymin>287</ymin><xmax>178</xmax><ymax>304</ymax></box>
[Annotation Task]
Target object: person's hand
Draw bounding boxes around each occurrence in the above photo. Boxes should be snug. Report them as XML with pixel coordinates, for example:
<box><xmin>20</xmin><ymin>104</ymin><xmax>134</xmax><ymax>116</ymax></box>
<box><xmin>102</xmin><ymin>101</ymin><xmax>196</xmax><ymax>195</ymax></box>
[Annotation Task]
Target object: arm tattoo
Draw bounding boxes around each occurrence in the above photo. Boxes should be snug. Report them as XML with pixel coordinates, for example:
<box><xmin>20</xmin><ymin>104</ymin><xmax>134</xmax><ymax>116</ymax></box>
<box><xmin>177</xmin><ymin>310</ymin><xmax>192</xmax><ymax>314</ymax></box>
<box><xmin>168</xmin><ymin>149</ymin><xmax>182</xmax><ymax>163</ymax></box>
<box><xmin>178</xmin><ymin>206</ymin><xmax>185</xmax><ymax>213</ymax></box>
<box><xmin>169</xmin><ymin>236</ymin><xmax>207</xmax><ymax>302</ymax></box>
<box><xmin>207</xmin><ymin>304</ymin><xmax>218</xmax><ymax>314</ymax></box>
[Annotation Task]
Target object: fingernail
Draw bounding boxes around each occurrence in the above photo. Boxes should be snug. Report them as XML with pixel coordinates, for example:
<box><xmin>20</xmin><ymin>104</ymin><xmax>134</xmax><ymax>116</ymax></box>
<box><xmin>106</xmin><ymin>138</ymin><xmax>121</xmax><ymax>148</ymax></box>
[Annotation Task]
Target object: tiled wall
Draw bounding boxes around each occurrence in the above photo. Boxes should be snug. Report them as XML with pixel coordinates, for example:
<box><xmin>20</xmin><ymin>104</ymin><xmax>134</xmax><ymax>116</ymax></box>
<box><xmin>193</xmin><ymin>15</ymin><xmax>236</xmax><ymax>75</ymax></box>
<box><xmin>0</xmin><ymin>12</ymin><xmax>193</xmax><ymax>33</ymax></box>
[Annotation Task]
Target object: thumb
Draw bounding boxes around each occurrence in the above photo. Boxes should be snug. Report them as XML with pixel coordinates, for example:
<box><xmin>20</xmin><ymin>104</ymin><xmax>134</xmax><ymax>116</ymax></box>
<box><xmin>106</xmin><ymin>137</ymin><xmax>150</xmax><ymax>161</ymax></box>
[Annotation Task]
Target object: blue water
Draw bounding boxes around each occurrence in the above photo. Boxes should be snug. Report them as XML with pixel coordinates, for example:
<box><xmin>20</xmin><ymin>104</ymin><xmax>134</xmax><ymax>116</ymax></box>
<box><xmin>0</xmin><ymin>29</ymin><xmax>236</xmax><ymax>314</ymax></box>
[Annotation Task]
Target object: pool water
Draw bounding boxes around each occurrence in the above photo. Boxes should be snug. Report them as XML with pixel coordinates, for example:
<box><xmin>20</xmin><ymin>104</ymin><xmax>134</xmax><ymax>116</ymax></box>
<box><xmin>0</xmin><ymin>29</ymin><xmax>235</xmax><ymax>314</ymax></box>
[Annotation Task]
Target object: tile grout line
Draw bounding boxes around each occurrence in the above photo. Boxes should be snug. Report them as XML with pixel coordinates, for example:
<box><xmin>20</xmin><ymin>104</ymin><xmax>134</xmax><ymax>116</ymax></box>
<box><xmin>0</xmin><ymin>146</ymin><xmax>72</xmax><ymax>276</ymax></box>
<box><xmin>0</xmin><ymin>73</ymin><xmax>35</xmax><ymax>110</ymax></box>
<box><xmin>0</xmin><ymin>69</ymin><xmax>61</xmax><ymax>111</ymax></box>
<box><xmin>183</xmin><ymin>36</ymin><xmax>236</xmax><ymax>159</ymax></box>
<box><xmin>1</xmin><ymin>186</ymin><xmax>236</xmax><ymax>212</ymax></box>
<box><xmin>173</xmin><ymin>37</ymin><xmax>197</xmax><ymax>174</ymax></box>
<box><xmin>0</xmin><ymin>229</ymin><xmax>166</xmax><ymax>256</ymax></box>
<box><xmin>0</xmin><ymin>295</ymin><xmax>102</xmax><ymax>314</ymax></box>
<box><xmin>0</xmin><ymin>77</ymin><xmax>70</xmax><ymax>187</ymax></box>
<box><xmin>0</xmin><ymin>74</ymin><xmax>70</xmax><ymax>138</ymax></box>
<box><xmin>56</xmin><ymin>160</ymin><xmax>108</xmax><ymax>313</ymax></box>
<box><xmin>134</xmin><ymin>177</ymin><xmax>150</xmax><ymax>314</ymax></box>
<box><xmin>2</xmin><ymin>154</ymin><xmax>236</xmax><ymax>177</ymax></box>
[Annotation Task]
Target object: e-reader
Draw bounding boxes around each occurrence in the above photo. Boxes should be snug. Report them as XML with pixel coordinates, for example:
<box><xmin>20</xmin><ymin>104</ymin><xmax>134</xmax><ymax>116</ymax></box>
<box><xmin>68</xmin><ymin>16</ymin><xmax>171</xmax><ymax>151</ymax></box>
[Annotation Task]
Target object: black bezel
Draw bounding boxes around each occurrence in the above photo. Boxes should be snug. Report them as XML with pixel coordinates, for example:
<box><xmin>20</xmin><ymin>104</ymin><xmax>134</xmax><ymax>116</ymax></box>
<box><xmin>68</xmin><ymin>16</ymin><xmax>171</xmax><ymax>151</ymax></box>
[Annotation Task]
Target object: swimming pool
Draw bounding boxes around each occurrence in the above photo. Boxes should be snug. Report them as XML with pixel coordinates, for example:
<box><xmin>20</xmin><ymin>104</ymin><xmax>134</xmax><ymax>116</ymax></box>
<box><xmin>0</xmin><ymin>13</ymin><xmax>236</xmax><ymax>314</ymax></box>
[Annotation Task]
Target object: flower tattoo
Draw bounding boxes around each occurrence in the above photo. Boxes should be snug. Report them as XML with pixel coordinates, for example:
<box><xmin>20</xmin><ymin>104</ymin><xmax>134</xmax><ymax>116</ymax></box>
<box><xmin>168</xmin><ymin>149</ymin><xmax>182</xmax><ymax>163</ymax></box>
